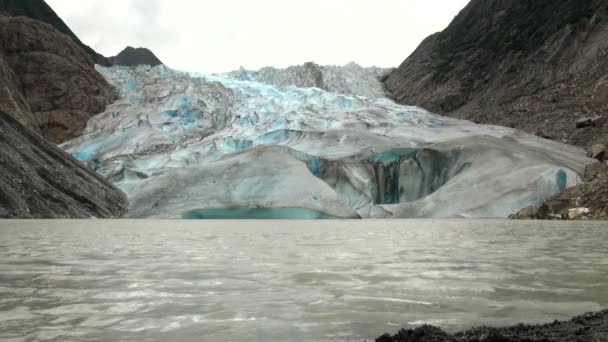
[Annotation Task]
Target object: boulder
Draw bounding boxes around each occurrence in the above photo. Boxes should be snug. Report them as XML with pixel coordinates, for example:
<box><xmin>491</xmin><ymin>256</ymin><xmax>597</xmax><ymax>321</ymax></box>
<box><xmin>567</xmin><ymin>207</ymin><xmax>590</xmax><ymax>220</ymax></box>
<box><xmin>588</xmin><ymin>143</ymin><xmax>606</xmax><ymax>161</ymax></box>
<box><xmin>576</xmin><ymin>116</ymin><xmax>604</xmax><ymax>129</ymax></box>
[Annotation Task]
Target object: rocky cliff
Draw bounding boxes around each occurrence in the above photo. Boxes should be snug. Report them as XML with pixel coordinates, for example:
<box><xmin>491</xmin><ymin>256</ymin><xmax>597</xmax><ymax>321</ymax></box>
<box><xmin>385</xmin><ymin>0</ymin><xmax>608</xmax><ymax>149</ymax></box>
<box><xmin>0</xmin><ymin>110</ymin><xmax>127</xmax><ymax>218</ymax></box>
<box><xmin>0</xmin><ymin>15</ymin><xmax>115</xmax><ymax>143</ymax></box>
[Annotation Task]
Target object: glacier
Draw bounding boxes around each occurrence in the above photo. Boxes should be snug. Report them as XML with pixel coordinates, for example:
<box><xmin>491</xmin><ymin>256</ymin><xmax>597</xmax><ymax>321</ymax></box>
<box><xmin>60</xmin><ymin>63</ymin><xmax>594</xmax><ymax>219</ymax></box>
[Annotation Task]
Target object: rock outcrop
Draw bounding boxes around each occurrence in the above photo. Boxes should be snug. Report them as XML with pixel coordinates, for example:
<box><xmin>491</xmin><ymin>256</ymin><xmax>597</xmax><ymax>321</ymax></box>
<box><xmin>108</xmin><ymin>46</ymin><xmax>163</xmax><ymax>67</ymax></box>
<box><xmin>0</xmin><ymin>0</ymin><xmax>109</xmax><ymax>65</ymax></box>
<box><xmin>0</xmin><ymin>15</ymin><xmax>115</xmax><ymax>143</ymax></box>
<box><xmin>0</xmin><ymin>110</ymin><xmax>127</xmax><ymax>218</ymax></box>
<box><xmin>385</xmin><ymin>0</ymin><xmax>608</xmax><ymax>150</ymax></box>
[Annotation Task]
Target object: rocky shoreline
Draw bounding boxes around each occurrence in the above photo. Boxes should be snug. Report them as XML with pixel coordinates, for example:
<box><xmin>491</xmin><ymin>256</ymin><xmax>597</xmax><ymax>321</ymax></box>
<box><xmin>513</xmin><ymin>162</ymin><xmax>608</xmax><ymax>220</ymax></box>
<box><xmin>372</xmin><ymin>309</ymin><xmax>608</xmax><ymax>342</ymax></box>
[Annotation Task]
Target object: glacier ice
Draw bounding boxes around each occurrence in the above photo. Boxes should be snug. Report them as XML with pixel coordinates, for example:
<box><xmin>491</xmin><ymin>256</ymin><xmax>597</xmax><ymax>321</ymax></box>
<box><xmin>61</xmin><ymin>64</ymin><xmax>595</xmax><ymax>219</ymax></box>
<box><xmin>222</xmin><ymin>62</ymin><xmax>392</xmax><ymax>98</ymax></box>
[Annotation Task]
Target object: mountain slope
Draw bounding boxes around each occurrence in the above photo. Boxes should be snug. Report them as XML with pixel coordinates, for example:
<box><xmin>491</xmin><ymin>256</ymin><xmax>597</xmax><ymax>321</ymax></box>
<box><xmin>0</xmin><ymin>15</ymin><xmax>115</xmax><ymax>143</ymax></box>
<box><xmin>0</xmin><ymin>110</ymin><xmax>127</xmax><ymax>218</ymax></box>
<box><xmin>0</xmin><ymin>0</ymin><xmax>109</xmax><ymax>65</ymax></box>
<box><xmin>385</xmin><ymin>0</ymin><xmax>608</xmax><ymax>149</ymax></box>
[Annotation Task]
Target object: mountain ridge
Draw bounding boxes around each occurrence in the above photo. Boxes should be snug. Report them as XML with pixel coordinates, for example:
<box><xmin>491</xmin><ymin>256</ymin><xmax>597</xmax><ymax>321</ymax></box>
<box><xmin>385</xmin><ymin>0</ymin><xmax>608</xmax><ymax>149</ymax></box>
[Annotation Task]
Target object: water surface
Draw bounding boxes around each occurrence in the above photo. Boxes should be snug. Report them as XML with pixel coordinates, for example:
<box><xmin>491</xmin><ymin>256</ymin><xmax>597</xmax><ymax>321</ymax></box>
<box><xmin>0</xmin><ymin>220</ymin><xmax>607</xmax><ymax>341</ymax></box>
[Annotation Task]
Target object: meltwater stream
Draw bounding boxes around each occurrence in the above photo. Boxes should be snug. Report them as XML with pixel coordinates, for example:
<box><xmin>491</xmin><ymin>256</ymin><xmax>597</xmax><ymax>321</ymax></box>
<box><xmin>0</xmin><ymin>220</ymin><xmax>607</xmax><ymax>341</ymax></box>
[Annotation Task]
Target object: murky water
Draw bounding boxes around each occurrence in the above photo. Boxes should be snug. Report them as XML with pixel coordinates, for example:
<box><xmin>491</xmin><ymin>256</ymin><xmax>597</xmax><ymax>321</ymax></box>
<box><xmin>0</xmin><ymin>220</ymin><xmax>607</xmax><ymax>341</ymax></box>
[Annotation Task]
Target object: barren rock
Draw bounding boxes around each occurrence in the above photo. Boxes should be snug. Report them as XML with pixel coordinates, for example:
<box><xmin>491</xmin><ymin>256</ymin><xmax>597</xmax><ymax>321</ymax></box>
<box><xmin>0</xmin><ymin>16</ymin><xmax>114</xmax><ymax>143</ymax></box>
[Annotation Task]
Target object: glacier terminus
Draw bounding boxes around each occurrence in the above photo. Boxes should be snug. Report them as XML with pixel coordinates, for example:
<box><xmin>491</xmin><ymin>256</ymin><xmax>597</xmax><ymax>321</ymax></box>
<box><xmin>61</xmin><ymin>63</ymin><xmax>594</xmax><ymax>219</ymax></box>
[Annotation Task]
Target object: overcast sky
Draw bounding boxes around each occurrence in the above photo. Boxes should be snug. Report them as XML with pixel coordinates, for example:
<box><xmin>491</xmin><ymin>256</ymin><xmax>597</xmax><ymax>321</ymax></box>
<box><xmin>46</xmin><ymin>0</ymin><xmax>470</xmax><ymax>73</ymax></box>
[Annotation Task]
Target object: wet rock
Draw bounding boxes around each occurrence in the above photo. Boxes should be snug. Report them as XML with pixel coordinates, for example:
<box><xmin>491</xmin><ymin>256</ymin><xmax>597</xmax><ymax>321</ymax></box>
<box><xmin>0</xmin><ymin>16</ymin><xmax>114</xmax><ymax>143</ymax></box>
<box><xmin>588</xmin><ymin>143</ymin><xmax>606</xmax><ymax>162</ymax></box>
<box><xmin>0</xmin><ymin>110</ymin><xmax>127</xmax><ymax>218</ymax></box>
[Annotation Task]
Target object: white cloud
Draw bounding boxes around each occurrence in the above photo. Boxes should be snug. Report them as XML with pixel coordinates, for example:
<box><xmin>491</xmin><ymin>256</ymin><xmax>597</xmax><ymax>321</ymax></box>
<box><xmin>46</xmin><ymin>0</ymin><xmax>470</xmax><ymax>73</ymax></box>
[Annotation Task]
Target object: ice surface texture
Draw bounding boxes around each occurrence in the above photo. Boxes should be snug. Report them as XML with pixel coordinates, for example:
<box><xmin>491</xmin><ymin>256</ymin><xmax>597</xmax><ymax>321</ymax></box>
<box><xmin>62</xmin><ymin>64</ymin><xmax>594</xmax><ymax>218</ymax></box>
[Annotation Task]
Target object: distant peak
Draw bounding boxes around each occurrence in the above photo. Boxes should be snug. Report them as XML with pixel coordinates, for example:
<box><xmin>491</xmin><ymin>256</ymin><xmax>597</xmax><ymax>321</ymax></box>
<box><xmin>109</xmin><ymin>46</ymin><xmax>163</xmax><ymax>67</ymax></box>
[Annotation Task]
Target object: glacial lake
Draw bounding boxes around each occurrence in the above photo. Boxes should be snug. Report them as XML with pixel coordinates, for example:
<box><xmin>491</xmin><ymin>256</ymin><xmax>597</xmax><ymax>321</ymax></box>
<box><xmin>1</xmin><ymin>220</ymin><xmax>607</xmax><ymax>341</ymax></box>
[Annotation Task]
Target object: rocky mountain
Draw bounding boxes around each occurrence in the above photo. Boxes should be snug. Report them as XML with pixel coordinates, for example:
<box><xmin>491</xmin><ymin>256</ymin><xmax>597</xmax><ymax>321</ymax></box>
<box><xmin>0</xmin><ymin>8</ymin><xmax>127</xmax><ymax>218</ymax></box>
<box><xmin>0</xmin><ymin>15</ymin><xmax>115</xmax><ymax>143</ymax></box>
<box><xmin>108</xmin><ymin>46</ymin><xmax>163</xmax><ymax>67</ymax></box>
<box><xmin>0</xmin><ymin>110</ymin><xmax>127</xmax><ymax>218</ymax></box>
<box><xmin>0</xmin><ymin>0</ymin><xmax>109</xmax><ymax>65</ymax></box>
<box><xmin>385</xmin><ymin>0</ymin><xmax>608</xmax><ymax>220</ymax></box>
<box><xmin>60</xmin><ymin>64</ymin><xmax>592</xmax><ymax>219</ymax></box>
<box><xmin>385</xmin><ymin>0</ymin><xmax>608</xmax><ymax>150</ymax></box>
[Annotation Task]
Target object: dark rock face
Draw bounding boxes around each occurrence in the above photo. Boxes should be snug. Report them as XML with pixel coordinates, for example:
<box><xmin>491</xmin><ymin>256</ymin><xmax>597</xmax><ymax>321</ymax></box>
<box><xmin>373</xmin><ymin>310</ymin><xmax>608</xmax><ymax>342</ymax></box>
<box><xmin>0</xmin><ymin>111</ymin><xmax>127</xmax><ymax>218</ymax></box>
<box><xmin>385</xmin><ymin>0</ymin><xmax>608</xmax><ymax>150</ymax></box>
<box><xmin>0</xmin><ymin>0</ymin><xmax>109</xmax><ymax>65</ymax></box>
<box><xmin>109</xmin><ymin>46</ymin><xmax>163</xmax><ymax>67</ymax></box>
<box><xmin>0</xmin><ymin>15</ymin><xmax>115</xmax><ymax>143</ymax></box>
